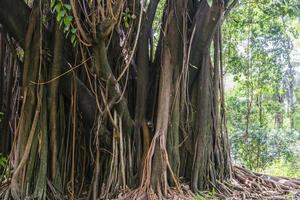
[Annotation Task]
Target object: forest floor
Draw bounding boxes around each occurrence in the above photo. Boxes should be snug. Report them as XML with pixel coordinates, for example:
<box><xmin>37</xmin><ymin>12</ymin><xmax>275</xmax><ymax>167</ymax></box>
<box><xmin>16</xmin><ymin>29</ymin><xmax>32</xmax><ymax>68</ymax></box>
<box><xmin>115</xmin><ymin>165</ymin><xmax>300</xmax><ymax>200</ymax></box>
<box><xmin>212</xmin><ymin>165</ymin><xmax>300</xmax><ymax>200</ymax></box>
<box><xmin>1</xmin><ymin>165</ymin><xmax>300</xmax><ymax>199</ymax></box>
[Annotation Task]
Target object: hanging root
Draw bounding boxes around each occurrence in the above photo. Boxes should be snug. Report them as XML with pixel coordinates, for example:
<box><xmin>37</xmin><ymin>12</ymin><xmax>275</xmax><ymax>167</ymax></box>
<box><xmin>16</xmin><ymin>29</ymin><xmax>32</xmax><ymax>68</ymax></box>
<box><xmin>113</xmin><ymin>131</ymin><xmax>196</xmax><ymax>200</ymax></box>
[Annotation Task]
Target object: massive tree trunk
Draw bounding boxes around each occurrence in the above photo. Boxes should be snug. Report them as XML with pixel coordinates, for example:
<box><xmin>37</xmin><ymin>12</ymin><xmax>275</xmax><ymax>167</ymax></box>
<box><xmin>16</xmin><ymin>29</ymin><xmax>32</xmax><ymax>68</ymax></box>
<box><xmin>0</xmin><ymin>0</ymin><xmax>233</xmax><ymax>199</ymax></box>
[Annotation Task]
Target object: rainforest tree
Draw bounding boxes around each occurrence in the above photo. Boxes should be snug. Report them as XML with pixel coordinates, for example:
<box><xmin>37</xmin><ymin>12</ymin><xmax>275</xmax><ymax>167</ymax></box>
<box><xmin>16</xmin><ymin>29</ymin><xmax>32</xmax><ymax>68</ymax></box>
<box><xmin>223</xmin><ymin>0</ymin><xmax>300</xmax><ymax>171</ymax></box>
<box><xmin>0</xmin><ymin>0</ymin><xmax>236</xmax><ymax>199</ymax></box>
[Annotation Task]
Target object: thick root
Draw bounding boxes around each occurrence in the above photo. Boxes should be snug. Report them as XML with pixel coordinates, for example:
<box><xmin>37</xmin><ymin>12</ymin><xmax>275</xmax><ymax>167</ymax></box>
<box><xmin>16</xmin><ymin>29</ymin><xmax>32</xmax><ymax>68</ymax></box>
<box><xmin>215</xmin><ymin>166</ymin><xmax>300</xmax><ymax>199</ymax></box>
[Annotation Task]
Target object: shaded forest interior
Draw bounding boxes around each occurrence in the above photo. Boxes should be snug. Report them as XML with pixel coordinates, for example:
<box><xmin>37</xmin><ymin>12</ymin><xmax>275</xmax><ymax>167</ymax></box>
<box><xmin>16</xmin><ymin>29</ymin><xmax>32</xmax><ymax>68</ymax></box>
<box><xmin>0</xmin><ymin>0</ymin><xmax>299</xmax><ymax>199</ymax></box>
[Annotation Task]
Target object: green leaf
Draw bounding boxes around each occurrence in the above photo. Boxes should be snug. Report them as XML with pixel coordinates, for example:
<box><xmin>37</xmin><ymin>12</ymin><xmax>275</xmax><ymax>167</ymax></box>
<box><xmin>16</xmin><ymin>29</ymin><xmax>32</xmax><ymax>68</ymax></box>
<box><xmin>50</xmin><ymin>0</ymin><xmax>56</xmax><ymax>9</ymax></box>
<box><xmin>59</xmin><ymin>19</ymin><xmax>63</xmax><ymax>27</ymax></box>
<box><xmin>71</xmin><ymin>34</ymin><xmax>76</xmax><ymax>44</ymax></box>
<box><xmin>71</xmin><ymin>28</ymin><xmax>77</xmax><ymax>34</ymax></box>
<box><xmin>54</xmin><ymin>3</ymin><xmax>61</xmax><ymax>12</ymax></box>
<box><xmin>64</xmin><ymin>16</ymin><xmax>73</xmax><ymax>26</ymax></box>
<box><xmin>57</xmin><ymin>10</ymin><xmax>66</xmax><ymax>21</ymax></box>
<box><xmin>57</xmin><ymin>15</ymin><xmax>61</xmax><ymax>22</ymax></box>
<box><xmin>64</xmin><ymin>4</ymin><xmax>71</xmax><ymax>10</ymax></box>
<box><xmin>207</xmin><ymin>0</ymin><xmax>213</xmax><ymax>7</ymax></box>
<box><xmin>64</xmin><ymin>24</ymin><xmax>70</xmax><ymax>33</ymax></box>
<box><xmin>125</xmin><ymin>21</ymin><xmax>129</xmax><ymax>28</ymax></box>
<box><xmin>60</xmin><ymin>10</ymin><xmax>66</xmax><ymax>17</ymax></box>
<box><xmin>57</xmin><ymin>12</ymin><xmax>62</xmax><ymax>21</ymax></box>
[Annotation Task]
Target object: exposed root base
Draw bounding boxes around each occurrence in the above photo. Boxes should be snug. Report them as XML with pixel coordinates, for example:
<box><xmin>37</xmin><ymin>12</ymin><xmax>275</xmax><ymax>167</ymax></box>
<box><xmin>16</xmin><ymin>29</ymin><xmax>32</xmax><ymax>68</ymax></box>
<box><xmin>1</xmin><ymin>166</ymin><xmax>300</xmax><ymax>199</ymax></box>
<box><xmin>115</xmin><ymin>185</ymin><xmax>194</xmax><ymax>200</ymax></box>
<box><xmin>115</xmin><ymin>166</ymin><xmax>300</xmax><ymax>200</ymax></box>
<box><xmin>216</xmin><ymin>166</ymin><xmax>300</xmax><ymax>199</ymax></box>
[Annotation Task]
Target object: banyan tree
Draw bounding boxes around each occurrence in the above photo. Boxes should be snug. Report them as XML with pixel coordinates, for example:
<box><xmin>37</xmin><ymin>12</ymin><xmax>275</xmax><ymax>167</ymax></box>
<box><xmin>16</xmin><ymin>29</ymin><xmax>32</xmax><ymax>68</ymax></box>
<box><xmin>0</xmin><ymin>0</ymin><xmax>234</xmax><ymax>199</ymax></box>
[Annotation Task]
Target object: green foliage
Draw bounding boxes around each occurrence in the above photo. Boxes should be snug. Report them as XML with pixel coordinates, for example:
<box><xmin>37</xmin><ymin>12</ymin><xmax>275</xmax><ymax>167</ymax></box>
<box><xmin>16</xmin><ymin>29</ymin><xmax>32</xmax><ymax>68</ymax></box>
<box><xmin>293</xmin><ymin>87</ymin><xmax>300</xmax><ymax>131</ymax></box>
<box><xmin>51</xmin><ymin>0</ymin><xmax>77</xmax><ymax>46</ymax></box>
<box><xmin>227</xmin><ymin>84</ymin><xmax>300</xmax><ymax>173</ymax></box>
<box><xmin>287</xmin><ymin>192</ymin><xmax>293</xmax><ymax>200</ymax></box>
<box><xmin>224</xmin><ymin>0</ymin><xmax>300</xmax><ymax>175</ymax></box>
<box><xmin>194</xmin><ymin>189</ymin><xmax>217</xmax><ymax>200</ymax></box>
<box><xmin>207</xmin><ymin>189</ymin><xmax>217</xmax><ymax>199</ymax></box>
<box><xmin>0</xmin><ymin>153</ymin><xmax>7</xmax><ymax>168</ymax></box>
<box><xmin>0</xmin><ymin>153</ymin><xmax>8</xmax><ymax>179</ymax></box>
<box><xmin>0</xmin><ymin>112</ymin><xmax>3</xmax><ymax>122</ymax></box>
<box><xmin>122</xmin><ymin>8</ymin><xmax>136</xmax><ymax>29</ymax></box>
<box><xmin>195</xmin><ymin>195</ymin><xmax>206</xmax><ymax>200</ymax></box>
<box><xmin>207</xmin><ymin>0</ymin><xmax>213</xmax><ymax>7</ymax></box>
<box><xmin>152</xmin><ymin>0</ymin><xmax>166</xmax><ymax>53</ymax></box>
<box><xmin>263</xmin><ymin>157</ymin><xmax>300</xmax><ymax>178</ymax></box>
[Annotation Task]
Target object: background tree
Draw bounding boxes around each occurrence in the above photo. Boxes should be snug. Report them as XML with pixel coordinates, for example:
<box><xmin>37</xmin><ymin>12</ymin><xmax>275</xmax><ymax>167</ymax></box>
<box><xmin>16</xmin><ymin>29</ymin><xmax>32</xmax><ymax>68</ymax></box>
<box><xmin>223</xmin><ymin>0</ymin><xmax>300</xmax><ymax>173</ymax></box>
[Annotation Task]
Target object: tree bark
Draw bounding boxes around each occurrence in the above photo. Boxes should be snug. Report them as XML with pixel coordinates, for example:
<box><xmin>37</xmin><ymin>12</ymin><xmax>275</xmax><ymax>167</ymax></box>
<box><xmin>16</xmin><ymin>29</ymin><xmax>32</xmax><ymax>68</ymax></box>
<box><xmin>0</xmin><ymin>0</ymin><xmax>97</xmax><ymax>128</ymax></box>
<box><xmin>0</xmin><ymin>0</ymin><xmax>234</xmax><ymax>199</ymax></box>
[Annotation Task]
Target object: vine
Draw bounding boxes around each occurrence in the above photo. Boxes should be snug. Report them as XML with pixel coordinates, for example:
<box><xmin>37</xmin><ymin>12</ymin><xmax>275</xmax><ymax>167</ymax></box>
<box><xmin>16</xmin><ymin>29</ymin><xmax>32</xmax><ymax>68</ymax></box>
<box><xmin>50</xmin><ymin>0</ymin><xmax>77</xmax><ymax>46</ymax></box>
